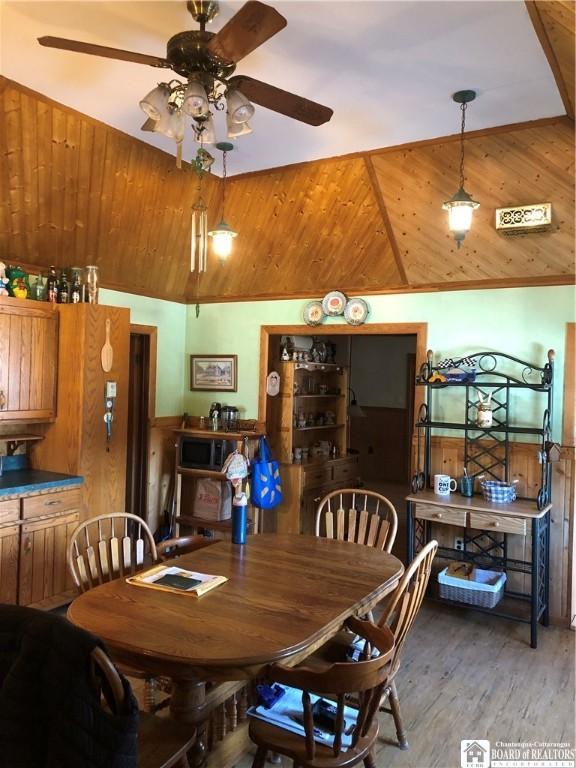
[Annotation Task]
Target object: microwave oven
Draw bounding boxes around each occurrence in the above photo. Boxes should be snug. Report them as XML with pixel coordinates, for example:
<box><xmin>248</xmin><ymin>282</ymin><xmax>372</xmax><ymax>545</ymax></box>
<box><xmin>178</xmin><ymin>435</ymin><xmax>236</xmax><ymax>472</ymax></box>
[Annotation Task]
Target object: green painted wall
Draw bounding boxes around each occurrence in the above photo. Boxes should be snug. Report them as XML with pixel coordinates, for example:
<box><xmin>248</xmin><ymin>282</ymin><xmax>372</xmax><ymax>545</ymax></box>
<box><xmin>184</xmin><ymin>286</ymin><xmax>575</xmax><ymax>439</ymax></box>
<box><xmin>100</xmin><ymin>289</ymin><xmax>187</xmax><ymax>417</ymax></box>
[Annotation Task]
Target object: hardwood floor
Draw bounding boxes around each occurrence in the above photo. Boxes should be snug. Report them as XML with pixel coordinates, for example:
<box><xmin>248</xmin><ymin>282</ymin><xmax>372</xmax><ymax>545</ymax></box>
<box><xmin>236</xmin><ymin>601</ymin><xmax>575</xmax><ymax>768</ymax></box>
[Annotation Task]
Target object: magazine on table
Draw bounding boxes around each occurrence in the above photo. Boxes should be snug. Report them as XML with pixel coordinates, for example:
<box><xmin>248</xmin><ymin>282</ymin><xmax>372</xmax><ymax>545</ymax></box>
<box><xmin>247</xmin><ymin>684</ymin><xmax>358</xmax><ymax>751</ymax></box>
<box><xmin>126</xmin><ymin>564</ymin><xmax>227</xmax><ymax>597</ymax></box>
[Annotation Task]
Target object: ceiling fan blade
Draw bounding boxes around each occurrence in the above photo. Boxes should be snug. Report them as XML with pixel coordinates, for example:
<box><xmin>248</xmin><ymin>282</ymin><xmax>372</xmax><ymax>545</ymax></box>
<box><xmin>38</xmin><ymin>36</ymin><xmax>170</xmax><ymax>69</ymax></box>
<box><xmin>206</xmin><ymin>1</ymin><xmax>286</xmax><ymax>64</ymax></box>
<box><xmin>228</xmin><ymin>75</ymin><xmax>333</xmax><ymax>126</ymax></box>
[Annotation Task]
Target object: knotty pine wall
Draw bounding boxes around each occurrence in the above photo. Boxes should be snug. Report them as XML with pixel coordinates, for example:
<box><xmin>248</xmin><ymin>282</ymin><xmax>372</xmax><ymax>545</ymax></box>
<box><xmin>0</xmin><ymin>76</ymin><xmax>573</xmax><ymax>305</ymax></box>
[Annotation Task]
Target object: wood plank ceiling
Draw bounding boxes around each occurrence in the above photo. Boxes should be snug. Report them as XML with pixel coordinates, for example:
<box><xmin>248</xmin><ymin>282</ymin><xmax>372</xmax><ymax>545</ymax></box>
<box><xmin>0</xmin><ymin>1</ymin><xmax>573</xmax><ymax>304</ymax></box>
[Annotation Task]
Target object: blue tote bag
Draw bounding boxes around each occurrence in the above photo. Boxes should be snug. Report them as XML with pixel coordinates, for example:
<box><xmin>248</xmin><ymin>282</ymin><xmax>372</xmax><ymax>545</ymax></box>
<box><xmin>251</xmin><ymin>437</ymin><xmax>283</xmax><ymax>510</ymax></box>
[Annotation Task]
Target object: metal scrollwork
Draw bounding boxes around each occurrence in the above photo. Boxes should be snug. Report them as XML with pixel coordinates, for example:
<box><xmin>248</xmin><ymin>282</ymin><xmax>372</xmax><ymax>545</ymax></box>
<box><xmin>477</xmin><ymin>353</ymin><xmax>497</xmax><ymax>373</ymax></box>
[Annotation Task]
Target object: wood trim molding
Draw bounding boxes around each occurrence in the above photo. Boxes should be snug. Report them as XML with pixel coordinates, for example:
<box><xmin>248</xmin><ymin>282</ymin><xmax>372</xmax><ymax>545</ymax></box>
<box><xmin>149</xmin><ymin>416</ymin><xmax>181</xmax><ymax>428</ymax></box>
<box><xmin>195</xmin><ymin>273</ymin><xmax>575</xmax><ymax>305</ymax></box>
<box><xmin>525</xmin><ymin>1</ymin><xmax>574</xmax><ymax>120</ymax></box>
<box><xmin>562</xmin><ymin>322</ymin><xmax>575</xmax><ymax>447</ymax></box>
<box><xmin>130</xmin><ymin>324</ymin><xmax>158</xmax><ymax>421</ymax></box>
<box><xmin>363</xmin><ymin>155</ymin><xmax>408</xmax><ymax>285</ymax></box>
<box><xmin>232</xmin><ymin>116</ymin><xmax>570</xmax><ymax>181</ymax></box>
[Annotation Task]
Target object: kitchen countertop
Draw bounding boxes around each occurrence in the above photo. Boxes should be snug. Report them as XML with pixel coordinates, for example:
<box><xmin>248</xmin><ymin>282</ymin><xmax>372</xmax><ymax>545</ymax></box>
<box><xmin>0</xmin><ymin>469</ymin><xmax>83</xmax><ymax>497</ymax></box>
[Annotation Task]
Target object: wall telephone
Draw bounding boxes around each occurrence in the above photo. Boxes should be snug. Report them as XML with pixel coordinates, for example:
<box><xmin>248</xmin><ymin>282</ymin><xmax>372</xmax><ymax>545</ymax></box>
<box><xmin>104</xmin><ymin>381</ymin><xmax>117</xmax><ymax>442</ymax></box>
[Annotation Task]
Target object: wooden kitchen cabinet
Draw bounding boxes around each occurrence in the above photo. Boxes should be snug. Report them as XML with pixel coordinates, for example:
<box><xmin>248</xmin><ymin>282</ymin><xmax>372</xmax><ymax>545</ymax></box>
<box><xmin>19</xmin><ymin>509</ymin><xmax>79</xmax><ymax>605</ymax></box>
<box><xmin>0</xmin><ymin>486</ymin><xmax>81</xmax><ymax>608</ymax></box>
<box><xmin>265</xmin><ymin>358</ymin><xmax>361</xmax><ymax>534</ymax></box>
<box><xmin>31</xmin><ymin>304</ymin><xmax>130</xmax><ymax>522</ymax></box>
<box><xmin>276</xmin><ymin>455</ymin><xmax>360</xmax><ymax>534</ymax></box>
<box><xmin>0</xmin><ymin>521</ymin><xmax>20</xmax><ymax>604</ymax></box>
<box><xmin>0</xmin><ymin>297</ymin><xmax>58</xmax><ymax>421</ymax></box>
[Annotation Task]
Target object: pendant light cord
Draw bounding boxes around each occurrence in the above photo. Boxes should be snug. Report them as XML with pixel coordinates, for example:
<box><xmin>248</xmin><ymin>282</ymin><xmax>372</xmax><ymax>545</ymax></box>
<box><xmin>222</xmin><ymin>149</ymin><xmax>228</xmax><ymax>219</ymax></box>
<box><xmin>459</xmin><ymin>101</ymin><xmax>467</xmax><ymax>189</ymax></box>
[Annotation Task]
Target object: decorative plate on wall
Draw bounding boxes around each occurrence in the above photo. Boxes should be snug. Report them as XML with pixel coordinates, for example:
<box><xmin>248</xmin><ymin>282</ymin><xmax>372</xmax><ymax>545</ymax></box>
<box><xmin>344</xmin><ymin>297</ymin><xmax>369</xmax><ymax>326</ymax></box>
<box><xmin>303</xmin><ymin>300</ymin><xmax>325</xmax><ymax>326</ymax></box>
<box><xmin>322</xmin><ymin>291</ymin><xmax>347</xmax><ymax>316</ymax></box>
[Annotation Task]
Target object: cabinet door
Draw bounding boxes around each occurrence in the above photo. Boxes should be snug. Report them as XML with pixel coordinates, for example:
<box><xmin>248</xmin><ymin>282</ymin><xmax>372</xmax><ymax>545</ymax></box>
<box><xmin>0</xmin><ymin>300</ymin><xmax>58</xmax><ymax>421</ymax></box>
<box><xmin>19</xmin><ymin>510</ymin><xmax>79</xmax><ymax>605</ymax></box>
<box><xmin>0</xmin><ymin>523</ymin><xmax>20</xmax><ymax>604</ymax></box>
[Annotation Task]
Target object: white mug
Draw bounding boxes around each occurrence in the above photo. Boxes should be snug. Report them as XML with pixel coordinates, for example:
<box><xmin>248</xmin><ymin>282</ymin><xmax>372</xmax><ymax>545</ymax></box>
<box><xmin>434</xmin><ymin>474</ymin><xmax>457</xmax><ymax>495</ymax></box>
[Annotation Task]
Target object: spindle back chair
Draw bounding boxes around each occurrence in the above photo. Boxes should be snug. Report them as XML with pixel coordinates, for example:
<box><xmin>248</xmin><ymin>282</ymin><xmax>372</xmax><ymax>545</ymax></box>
<box><xmin>249</xmin><ymin>616</ymin><xmax>395</xmax><ymax>768</ymax></box>
<box><xmin>315</xmin><ymin>489</ymin><xmax>398</xmax><ymax>553</ymax></box>
<box><xmin>91</xmin><ymin>647</ymin><xmax>195</xmax><ymax>768</ymax></box>
<box><xmin>68</xmin><ymin>512</ymin><xmax>158</xmax><ymax>592</ymax></box>
<box><xmin>378</xmin><ymin>539</ymin><xmax>438</xmax><ymax>750</ymax></box>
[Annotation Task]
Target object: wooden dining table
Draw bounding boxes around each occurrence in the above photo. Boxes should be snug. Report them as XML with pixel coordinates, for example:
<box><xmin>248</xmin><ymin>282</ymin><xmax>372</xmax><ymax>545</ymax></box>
<box><xmin>68</xmin><ymin>533</ymin><xmax>403</xmax><ymax>768</ymax></box>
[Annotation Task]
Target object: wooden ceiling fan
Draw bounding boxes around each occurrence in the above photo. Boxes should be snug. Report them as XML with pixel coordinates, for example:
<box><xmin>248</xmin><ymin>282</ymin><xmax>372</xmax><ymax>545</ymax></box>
<box><xmin>38</xmin><ymin>0</ymin><xmax>333</xmax><ymax>127</ymax></box>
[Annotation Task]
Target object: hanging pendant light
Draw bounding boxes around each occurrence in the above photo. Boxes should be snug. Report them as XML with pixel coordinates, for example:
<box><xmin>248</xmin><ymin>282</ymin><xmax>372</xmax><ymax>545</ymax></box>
<box><xmin>442</xmin><ymin>90</ymin><xmax>480</xmax><ymax>248</ymax></box>
<box><xmin>209</xmin><ymin>142</ymin><xmax>237</xmax><ymax>262</ymax></box>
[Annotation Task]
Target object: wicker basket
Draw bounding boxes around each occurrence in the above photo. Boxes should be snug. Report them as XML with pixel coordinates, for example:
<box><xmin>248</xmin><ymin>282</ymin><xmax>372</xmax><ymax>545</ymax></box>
<box><xmin>438</xmin><ymin>566</ymin><xmax>506</xmax><ymax>608</ymax></box>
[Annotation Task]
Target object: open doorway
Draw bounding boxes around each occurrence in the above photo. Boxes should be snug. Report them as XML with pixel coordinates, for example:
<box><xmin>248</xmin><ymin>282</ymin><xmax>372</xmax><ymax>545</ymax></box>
<box><xmin>259</xmin><ymin>323</ymin><xmax>426</xmax><ymax>557</ymax></box>
<box><xmin>348</xmin><ymin>335</ymin><xmax>416</xmax><ymax>514</ymax></box>
<box><xmin>126</xmin><ymin>324</ymin><xmax>157</xmax><ymax>522</ymax></box>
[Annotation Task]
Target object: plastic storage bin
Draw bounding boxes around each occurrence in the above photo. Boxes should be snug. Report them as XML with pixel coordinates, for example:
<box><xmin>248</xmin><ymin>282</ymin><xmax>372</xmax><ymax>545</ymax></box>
<box><xmin>438</xmin><ymin>566</ymin><xmax>506</xmax><ymax>608</ymax></box>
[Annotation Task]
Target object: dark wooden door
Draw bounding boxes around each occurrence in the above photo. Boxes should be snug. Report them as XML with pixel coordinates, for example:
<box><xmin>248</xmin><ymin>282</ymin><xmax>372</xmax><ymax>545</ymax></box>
<box><xmin>125</xmin><ymin>333</ymin><xmax>150</xmax><ymax>520</ymax></box>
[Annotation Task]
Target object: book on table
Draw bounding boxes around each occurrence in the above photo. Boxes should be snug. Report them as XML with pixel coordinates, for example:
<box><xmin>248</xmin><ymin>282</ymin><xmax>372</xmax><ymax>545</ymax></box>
<box><xmin>126</xmin><ymin>564</ymin><xmax>227</xmax><ymax>597</ymax></box>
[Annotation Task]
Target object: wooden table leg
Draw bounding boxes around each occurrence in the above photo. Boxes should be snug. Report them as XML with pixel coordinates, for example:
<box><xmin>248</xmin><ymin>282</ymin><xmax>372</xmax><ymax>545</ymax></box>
<box><xmin>170</xmin><ymin>678</ymin><xmax>209</xmax><ymax>768</ymax></box>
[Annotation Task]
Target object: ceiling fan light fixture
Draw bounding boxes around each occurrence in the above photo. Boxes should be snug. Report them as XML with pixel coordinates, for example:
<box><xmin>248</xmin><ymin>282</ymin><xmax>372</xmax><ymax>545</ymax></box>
<box><xmin>138</xmin><ymin>83</ymin><xmax>171</xmax><ymax>121</ymax></box>
<box><xmin>155</xmin><ymin>108</ymin><xmax>185</xmax><ymax>141</ymax></box>
<box><xmin>226</xmin><ymin>112</ymin><xmax>252</xmax><ymax>138</ymax></box>
<box><xmin>193</xmin><ymin>114</ymin><xmax>216</xmax><ymax>144</ymax></box>
<box><xmin>182</xmin><ymin>78</ymin><xmax>210</xmax><ymax>118</ymax></box>
<box><xmin>226</xmin><ymin>89</ymin><xmax>255</xmax><ymax>124</ymax></box>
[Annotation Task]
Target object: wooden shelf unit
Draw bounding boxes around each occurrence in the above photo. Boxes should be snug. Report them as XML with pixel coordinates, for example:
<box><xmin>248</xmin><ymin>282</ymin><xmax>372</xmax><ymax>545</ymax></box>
<box><xmin>265</xmin><ymin>360</ymin><xmax>360</xmax><ymax>534</ymax></box>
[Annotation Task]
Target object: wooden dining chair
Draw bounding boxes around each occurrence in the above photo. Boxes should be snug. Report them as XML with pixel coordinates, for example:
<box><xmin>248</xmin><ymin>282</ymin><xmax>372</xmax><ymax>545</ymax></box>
<box><xmin>249</xmin><ymin>616</ymin><xmax>395</xmax><ymax>768</ymax></box>
<box><xmin>68</xmin><ymin>513</ymin><xmax>213</xmax><ymax>711</ymax></box>
<box><xmin>92</xmin><ymin>646</ymin><xmax>195</xmax><ymax>768</ymax></box>
<box><xmin>308</xmin><ymin>540</ymin><xmax>437</xmax><ymax>752</ymax></box>
<box><xmin>376</xmin><ymin>539</ymin><xmax>438</xmax><ymax>751</ymax></box>
<box><xmin>315</xmin><ymin>489</ymin><xmax>398</xmax><ymax>553</ymax></box>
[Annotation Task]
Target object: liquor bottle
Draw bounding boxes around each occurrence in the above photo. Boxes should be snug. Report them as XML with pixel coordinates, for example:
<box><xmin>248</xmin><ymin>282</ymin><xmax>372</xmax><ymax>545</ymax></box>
<box><xmin>46</xmin><ymin>266</ymin><xmax>58</xmax><ymax>303</ymax></box>
<box><xmin>57</xmin><ymin>270</ymin><xmax>69</xmax><ymax>304</ymax></box>
<box><xmin>70</xmin><ymin>269</ymin><xmax>82</xmax><ymax>303</ymax></box>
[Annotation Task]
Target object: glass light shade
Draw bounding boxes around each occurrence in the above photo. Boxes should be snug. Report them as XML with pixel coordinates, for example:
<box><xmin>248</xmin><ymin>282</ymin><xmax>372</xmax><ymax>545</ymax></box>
<box><xmin>182</xmin><ymin>80</ymin><xmax>209</xmax><ymax>118</ymax></box>
<box><xmin>442</xmin><ymin>187</ymin><xmax>480</xmax><ymax>246</ymax></box>
<box><xmin>226</xmin><ymin>89</ymin><xmax>255</xmax><ymax>124</ymax></box>
<box><xmin>193</xmin><ymin>115</ymin><xmax>216</xmax><ymax>144</ymax></box>
<box><xmin>209</xmin><ymin>220</ymin><xmax>237</xmax><ymax>260</ymax></box>
<box><xmin>139</xmin><ymin>84</ymin><xmax>171</xmax><ymax>121</ymax></box>
<box><xmin>155</xmin><ymin>109</ymin><xmax>185</xmax><ymax>141</ymax></box>
<box><xmin>226</xmin><ymin>112</ymin><xmax>252</xmax><ymax>138</ymax></box>
<box><xmin>447</xmin><ymin>203</ymin><xmax>474</xmax><ymax>233</ymax></box>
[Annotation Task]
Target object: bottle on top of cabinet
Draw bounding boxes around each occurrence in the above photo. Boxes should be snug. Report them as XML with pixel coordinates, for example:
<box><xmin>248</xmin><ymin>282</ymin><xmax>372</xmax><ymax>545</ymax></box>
<box><xmin>57</xmin><ymin>270</ymin><xmax>69</xmax><ymax>304</ymax></box>
<box><xmin>46</xmin><ymin>266</ymin><xmax>58</xmax><ymax>303</ymax></box>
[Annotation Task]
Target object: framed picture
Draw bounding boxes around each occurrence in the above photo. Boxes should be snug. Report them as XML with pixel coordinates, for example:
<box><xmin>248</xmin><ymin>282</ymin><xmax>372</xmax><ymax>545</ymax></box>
<box><xmin>190</xmin><ymin>355</ymin><xmax>238</xmax><ymax>392</ymax></box>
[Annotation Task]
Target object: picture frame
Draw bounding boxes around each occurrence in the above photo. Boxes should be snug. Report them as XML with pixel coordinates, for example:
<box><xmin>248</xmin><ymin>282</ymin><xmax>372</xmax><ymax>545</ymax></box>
<box><xmin>190</xmin><ymin>354</ymin><xmax>238</xmax><ymax>392</ymax></box>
